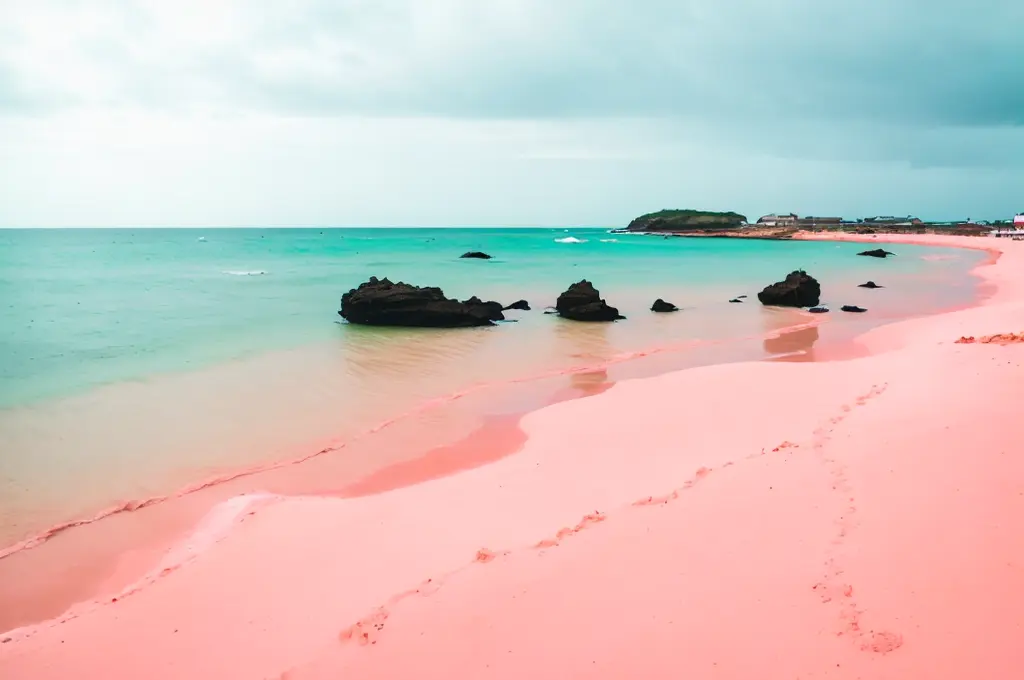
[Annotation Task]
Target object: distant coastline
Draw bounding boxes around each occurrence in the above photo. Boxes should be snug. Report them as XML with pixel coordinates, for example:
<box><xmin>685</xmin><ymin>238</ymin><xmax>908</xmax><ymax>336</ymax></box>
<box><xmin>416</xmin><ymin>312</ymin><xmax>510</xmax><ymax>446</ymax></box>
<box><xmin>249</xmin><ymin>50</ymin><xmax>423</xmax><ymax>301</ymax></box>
<box><xmin>614</xmin><ymin>208</ymin><xmax>1015</xmax><ymax>239</ymax></box>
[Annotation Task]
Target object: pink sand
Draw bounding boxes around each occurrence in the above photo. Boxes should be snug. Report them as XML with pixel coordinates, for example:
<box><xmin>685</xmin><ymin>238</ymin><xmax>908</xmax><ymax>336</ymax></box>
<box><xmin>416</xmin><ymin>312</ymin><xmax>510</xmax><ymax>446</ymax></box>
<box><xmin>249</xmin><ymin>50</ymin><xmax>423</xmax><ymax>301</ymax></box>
<box><xmin>2</xmin><ymin>234</ymin><xmax>1024</xmax><ymax>678</ymax></box>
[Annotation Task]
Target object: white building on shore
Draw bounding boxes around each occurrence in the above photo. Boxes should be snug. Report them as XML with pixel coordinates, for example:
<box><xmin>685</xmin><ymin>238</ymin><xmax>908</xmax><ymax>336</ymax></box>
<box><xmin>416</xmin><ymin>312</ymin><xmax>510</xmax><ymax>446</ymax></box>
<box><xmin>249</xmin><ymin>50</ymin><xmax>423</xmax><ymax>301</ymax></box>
<box><xmin>756</xmin><ymin>213</ymin><xmax>798</xmax><ymax>227</ymax></box>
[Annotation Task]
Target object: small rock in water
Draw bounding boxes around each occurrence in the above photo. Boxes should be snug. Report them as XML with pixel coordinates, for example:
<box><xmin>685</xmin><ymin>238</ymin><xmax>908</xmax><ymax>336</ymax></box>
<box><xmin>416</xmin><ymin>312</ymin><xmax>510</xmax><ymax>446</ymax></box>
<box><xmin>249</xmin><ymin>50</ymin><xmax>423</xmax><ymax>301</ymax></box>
<box><xmin>650</xmin><ymin>298</ymin><xmax>679</xmax><ymax>313</ymax></box>
<box><xmin>808</xmin><ymin>307</ymin><xmax>830</xmax><ymax>314</ymax></box>
<box><xmin>729</xmin><ymin>298</ymin><xmax>744</xmax><ymax>303</ymax></box>
<box><xmin>460</xmin><ymin>251</ymin><xmax>492</xmax><ymax>259</ymax></box>
<box><xmin>502</xmin><ymin>299</ymin><xmax>531</xmax><ymax>311</ymax></box>
<box><xmin>858</xmin><ymin>281</ymin><xmax>883</xmax><ymax>289</ymax></box>
<box><xmin>737</xmin><ymin>295</ymin><xmax>747</xmax><ymax>299</ymax></box>
<box><xmin>555</xmin><ymin>281</ymin><xmax>624</xmax><ymax>322</ymax></box>
<box><xmin>857</xmin><ymin>248</ymin><xmax>895</xmax><ymax>258</ymax></box>
<box><xmin>841</xmin><ymin>305</ymin><xmax>868</xmax><ymax>313</ymax></box>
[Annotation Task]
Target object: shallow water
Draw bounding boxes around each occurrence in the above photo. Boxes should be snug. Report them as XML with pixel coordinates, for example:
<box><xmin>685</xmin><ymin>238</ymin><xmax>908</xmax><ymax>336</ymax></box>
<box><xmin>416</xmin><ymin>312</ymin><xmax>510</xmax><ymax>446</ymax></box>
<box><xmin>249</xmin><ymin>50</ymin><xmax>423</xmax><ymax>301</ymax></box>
<box><xmin>0</xmin><ymin>228</ymin><xmax>985</xmax><ymax>552</ymax></box>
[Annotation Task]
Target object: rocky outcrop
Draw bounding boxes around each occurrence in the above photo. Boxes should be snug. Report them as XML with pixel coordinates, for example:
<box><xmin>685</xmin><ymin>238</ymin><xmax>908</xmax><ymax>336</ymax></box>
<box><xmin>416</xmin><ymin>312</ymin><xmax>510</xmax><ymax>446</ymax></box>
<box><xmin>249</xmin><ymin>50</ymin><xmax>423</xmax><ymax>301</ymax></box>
<box><xmin>555</xmin><ymin>280</ymin><xmax>624</xmax><ymax>322</ymax></box>
<box><xmin>858</xmin><ymin>281</ymin><xmax>883</xmax><ymax>289</ymax></box>
<box><xmin>757</xmin><ymin>271</ymin><xmax>821</xmax><ymax>308</ymax></box>
<box><xmin>858</xmin><ymin>248</ymin><xmax>896</xmax><ymax>258</ymax></box>
<box><xmin>462</xmin><ymin>296</ymin><xmax>505</xmax><ymax>321</ymax></box>
<box><xmin>339</xmin><ymin>277</ymin><xmax>504</xmax><ymax>327</ymax></box>
<box><xmin>502</xmin><ymin>299</ymin><xmax>531</xmax><ymax>311</ymax></box>
<box><xmin>651</xmin><ymin>299</ymin><xmax>679</xmax><ymax>312</ymax></box>
<box><xmin>841</xmin><ymin>305</ymin><xmax>867</xmax><ymax>313</ymax></box>
<box><xmin>460</xmin><ymin>251</ymin><xmax>492</xmax><ymax>259</ymax></box>
<box><xmin>625</xmin><ymin>209</ymin><xmax>747</xmax><ymax>233</ymax></box>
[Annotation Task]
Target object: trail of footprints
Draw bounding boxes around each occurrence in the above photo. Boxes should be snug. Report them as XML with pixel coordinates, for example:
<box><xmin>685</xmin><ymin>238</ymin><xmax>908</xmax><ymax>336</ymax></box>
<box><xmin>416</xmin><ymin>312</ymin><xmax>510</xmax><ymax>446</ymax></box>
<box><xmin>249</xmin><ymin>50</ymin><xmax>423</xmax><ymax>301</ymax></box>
<box><xmin>809</xmin><ymin>383</ymin><xmax>903</xmax><ymax>654</ymax></box>
<box><xmin>332</xmin><ymin>382</ymin><xmax>903</xmax><ymax>657</ymax></box>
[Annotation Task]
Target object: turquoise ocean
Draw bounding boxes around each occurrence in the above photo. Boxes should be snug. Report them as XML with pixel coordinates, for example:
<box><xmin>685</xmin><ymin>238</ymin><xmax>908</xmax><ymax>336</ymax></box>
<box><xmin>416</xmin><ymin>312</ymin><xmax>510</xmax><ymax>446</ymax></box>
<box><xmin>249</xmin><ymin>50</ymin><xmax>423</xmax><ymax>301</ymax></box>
<box><xmin>0</xmin><ymin>226</ymin><xmax>987</xmax><ymax>631</ymax></box>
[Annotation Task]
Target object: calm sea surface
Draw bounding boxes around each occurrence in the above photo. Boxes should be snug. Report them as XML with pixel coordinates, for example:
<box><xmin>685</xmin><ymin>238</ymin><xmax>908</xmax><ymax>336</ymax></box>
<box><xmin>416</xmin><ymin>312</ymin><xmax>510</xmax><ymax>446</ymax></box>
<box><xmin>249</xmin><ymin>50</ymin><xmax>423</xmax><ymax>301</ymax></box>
<box><xmin>0</xmin><ymin>227</ymin><xmax>986</xmax><ymax>548</ymax></box>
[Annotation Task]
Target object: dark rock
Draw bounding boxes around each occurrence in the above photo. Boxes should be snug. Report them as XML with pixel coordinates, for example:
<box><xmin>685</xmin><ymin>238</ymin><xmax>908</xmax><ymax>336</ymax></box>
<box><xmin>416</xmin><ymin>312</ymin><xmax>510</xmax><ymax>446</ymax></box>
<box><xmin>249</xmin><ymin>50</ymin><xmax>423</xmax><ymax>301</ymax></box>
<box><xmin>460</xmin><ymin>251</ymin><xmax>492</xmax><ymax>259</ymax></box>
<box><xmin>339</xmin><ymin>277</ymin><xmax>504</xmax><ymax>327</ymax></box>
<box><xmin>757</xmin><ymin>271</ymin><xmax>821</xmax><ymax>308</ymax></box>
<box><xmin>857</xmin><ymin>248</ymin><xmax>896</xmax><ymax>258</ymax></box>
<box><xmin>729</xmin><ymin>298</ymin><xmax>744</xmax><ymax>303</ymax></box>
<box><xmin>555</xmin><ymin>280</ymin><xmax>624</xmax><ymax>322</ymax></box>
<box><xmin>502</xmin><ymin>299</ymin><xmax>531</xmax><ymax>311</ymax></box>
<box><xmin>808</xmin><ymin>307</ymin><xmax>830</xmax><ymax>314</ymax></box>
<box><xmin>858</xmin><ymin>281</ymin><xmax>883</xmax><ymax>289</ymax></box>
<box><xmin>841</xmin><ymin>305</ymin><xmax>868</xmax><ymax>313</ymax></box>
<box><xmin>461</xmin><ymin>296</ymin><xmax>505</xmax><ymax>321</ymax></box>
<box><xmin>737</xmin><ymin>295</ymin><xmax>748</xmax><ymax>299</ymax></box>
<box><xmin>651</xmin><ymin>298</ymin><xmax>679</xmax><ymax>313</ymax></box>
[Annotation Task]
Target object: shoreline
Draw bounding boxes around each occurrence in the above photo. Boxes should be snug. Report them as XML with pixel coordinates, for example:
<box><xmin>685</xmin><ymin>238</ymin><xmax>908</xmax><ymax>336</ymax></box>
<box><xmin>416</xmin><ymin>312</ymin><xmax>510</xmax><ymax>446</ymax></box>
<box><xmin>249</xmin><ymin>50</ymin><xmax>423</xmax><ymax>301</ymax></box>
<box><xmin>0</xmin><ymin>311</ymin><xmax>831</xmax><ymax>632</ymax></box>
<box><xmin>0</xmin><ymin>314</ymin><xmax>821</xmax><ymax>554</ymax></box>
<box><xmin>3</xmin><ymin>234</ymin><xmax>1019</xmax><ymax>678</ymax></box>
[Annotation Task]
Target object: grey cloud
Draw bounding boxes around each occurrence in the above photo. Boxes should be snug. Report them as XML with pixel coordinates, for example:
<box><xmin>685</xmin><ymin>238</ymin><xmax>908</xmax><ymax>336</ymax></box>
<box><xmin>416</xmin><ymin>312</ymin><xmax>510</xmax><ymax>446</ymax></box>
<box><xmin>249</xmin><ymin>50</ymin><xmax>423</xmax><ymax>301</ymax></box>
<box><xmin>1</xmin><ymin>0</ymin><xmax>1022</xmax><ymax>133</ymax></box>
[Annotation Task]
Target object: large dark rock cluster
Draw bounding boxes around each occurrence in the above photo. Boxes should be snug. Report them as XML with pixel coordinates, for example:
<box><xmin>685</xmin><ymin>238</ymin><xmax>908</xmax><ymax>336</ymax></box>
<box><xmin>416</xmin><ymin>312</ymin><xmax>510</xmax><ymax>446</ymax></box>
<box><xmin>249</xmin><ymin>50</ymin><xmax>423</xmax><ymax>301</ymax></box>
<box><xmin>338</xmin><ymin>264</ymin><xmax>878</xmax><ymax>328</ymax></box>
<box><xmin>339</xmin><ymin>277</ymin><xmax>505</xmax><ymax>327</ymax></box>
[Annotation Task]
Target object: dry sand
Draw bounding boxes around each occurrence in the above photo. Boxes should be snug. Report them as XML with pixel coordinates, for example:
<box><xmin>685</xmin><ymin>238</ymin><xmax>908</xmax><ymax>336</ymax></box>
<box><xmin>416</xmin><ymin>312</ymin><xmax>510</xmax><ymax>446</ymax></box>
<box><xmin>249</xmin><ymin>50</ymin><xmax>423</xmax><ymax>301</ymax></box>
<box><xmin>2</xmin><ymin>234</ymin><xmax>1023</xmax><ymax>679</ymax></box>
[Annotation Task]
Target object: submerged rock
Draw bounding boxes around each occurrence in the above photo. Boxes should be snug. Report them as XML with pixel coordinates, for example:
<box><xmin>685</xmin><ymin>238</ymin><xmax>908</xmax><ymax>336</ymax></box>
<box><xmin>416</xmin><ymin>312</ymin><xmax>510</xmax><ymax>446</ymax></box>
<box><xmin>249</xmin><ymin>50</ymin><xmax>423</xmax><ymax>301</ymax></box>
<box><xmin>857</xmin><ymin>248</ymin><xmax>896</xmax><ymax>258</ymax></box>
<box><xmin>502</xmin><ymin>299</ymin><xmax>531</xmax><ymax>311</ymax></box>
<box><xmin>555</xmin><ymin>280</ymin><xmax>624</xmax><ymax>322</ymax></box>
<box><xmin>651</xmin><ymin>298</ymin><xmax>679</xmax><ymax>313</ymax></box>
<box><xmin>729</xmin><ymin>298</ymin><xmax>744</xmax><ymax>303</ymax></box>
<box><xmin>460</xmin><ymin>251</ymin><xmax>492</xmax><ymax>259</ymax></box>
<box><xmin>339</xmin><ymin>277</ymin><xmax>504</xmax><ymax>327</ymax></box>
<box><xmin>841</xmin><ymin>305</ymin><xmax>868</xmax><ymax>313</ymax></box>
<box><xmin>757</xmin><ymin>271</ymin><xmax>821</xmax><ymax>308</ymax></box>
<box><xmin>858</xmin><ymin>281</ymin><xmax>883</xmax><ymax>289</ymax></box>
<box><xmin>808</xmin><ymin>307</ymin><xmax>829</xmax><ymax>314</ymax></box>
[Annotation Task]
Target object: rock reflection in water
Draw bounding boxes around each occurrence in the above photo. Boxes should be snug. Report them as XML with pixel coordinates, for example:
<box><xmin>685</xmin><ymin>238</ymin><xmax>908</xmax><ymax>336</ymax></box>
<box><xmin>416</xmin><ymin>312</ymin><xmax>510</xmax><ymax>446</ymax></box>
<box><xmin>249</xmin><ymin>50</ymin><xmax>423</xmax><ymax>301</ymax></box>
<box><xmin>763</xmin><ymin>324</ymin><xmax>821</xmax><ymax>361</ymax></box>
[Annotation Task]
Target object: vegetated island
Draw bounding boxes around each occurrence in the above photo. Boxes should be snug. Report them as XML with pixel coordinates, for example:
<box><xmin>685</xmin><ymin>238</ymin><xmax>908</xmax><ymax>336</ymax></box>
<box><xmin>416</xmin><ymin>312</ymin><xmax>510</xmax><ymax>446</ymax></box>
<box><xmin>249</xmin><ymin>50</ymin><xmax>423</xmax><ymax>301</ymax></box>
<box><xmin>624</xmin><ymin>209</ymin><xmax>748</xmax><ymax>233</ymax></box>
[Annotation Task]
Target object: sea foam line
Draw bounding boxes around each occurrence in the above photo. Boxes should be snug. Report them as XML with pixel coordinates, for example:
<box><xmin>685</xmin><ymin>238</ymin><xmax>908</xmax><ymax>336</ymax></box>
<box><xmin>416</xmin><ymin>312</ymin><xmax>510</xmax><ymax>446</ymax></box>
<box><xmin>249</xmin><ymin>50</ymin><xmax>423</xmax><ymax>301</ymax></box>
<box><xmin>0</xmin><ymin>493</ymin><xmax>283</xmax><ymax>641</ymax></box>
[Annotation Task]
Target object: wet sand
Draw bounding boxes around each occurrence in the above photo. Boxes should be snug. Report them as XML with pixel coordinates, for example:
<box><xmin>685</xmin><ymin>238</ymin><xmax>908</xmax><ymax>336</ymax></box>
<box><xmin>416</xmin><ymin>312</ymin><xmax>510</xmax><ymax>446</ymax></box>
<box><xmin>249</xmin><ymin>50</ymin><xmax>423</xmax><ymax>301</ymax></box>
<box><xmin>2</xmin><ymin>235</ymin><xmax>1021</xmax><ymax>678</ymax></box>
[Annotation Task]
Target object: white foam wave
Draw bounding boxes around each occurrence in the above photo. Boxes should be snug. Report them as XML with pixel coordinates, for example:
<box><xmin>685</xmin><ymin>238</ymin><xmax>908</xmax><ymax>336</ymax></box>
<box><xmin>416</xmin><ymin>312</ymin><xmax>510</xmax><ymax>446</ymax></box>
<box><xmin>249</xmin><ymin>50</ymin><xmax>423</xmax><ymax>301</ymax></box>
<box><xmin>599</xmin><ymin>238</ymin><xmax>619</xmax><ymax>243</ymax></box>
<box><xmin>554</xmin><ymin>236</ymin><xmax>588</xmax><ymax>244</ymax></box>
<box><xmin>0</xmin><ymin>493</ymin><xmax>281</xmax><ymax>641</ymax></box>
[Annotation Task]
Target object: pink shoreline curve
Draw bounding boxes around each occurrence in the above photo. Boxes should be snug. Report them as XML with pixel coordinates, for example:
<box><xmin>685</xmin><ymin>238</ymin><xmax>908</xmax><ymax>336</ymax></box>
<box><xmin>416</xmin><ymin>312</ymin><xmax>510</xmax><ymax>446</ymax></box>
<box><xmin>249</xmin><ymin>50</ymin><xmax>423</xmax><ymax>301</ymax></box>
<box><xmin>0</xmin><ymin>317</ymin><xmax>818</xmax><ymax>562</ymax></box>
<box><xmin>2</xmin><ymin>234</ymin><xmax>1023</xmax><ymax>680</ymax></box>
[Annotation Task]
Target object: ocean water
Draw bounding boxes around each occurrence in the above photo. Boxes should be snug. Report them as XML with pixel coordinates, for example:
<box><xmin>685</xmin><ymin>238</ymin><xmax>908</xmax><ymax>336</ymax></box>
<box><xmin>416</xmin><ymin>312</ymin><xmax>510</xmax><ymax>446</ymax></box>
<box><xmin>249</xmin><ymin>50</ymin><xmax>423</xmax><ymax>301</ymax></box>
<box><xmin>0</xmin><ymin>228</ymin><xmax>985</xmax><ymax>571</ymax></box>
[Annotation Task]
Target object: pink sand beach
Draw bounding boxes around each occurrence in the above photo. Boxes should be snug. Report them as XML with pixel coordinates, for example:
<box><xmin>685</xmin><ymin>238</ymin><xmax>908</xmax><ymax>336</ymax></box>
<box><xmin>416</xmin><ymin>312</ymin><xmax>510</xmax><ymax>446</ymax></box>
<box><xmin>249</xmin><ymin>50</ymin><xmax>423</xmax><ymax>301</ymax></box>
<box><xmin>2</xmin><ymin>233</ymin><xmax>1023</xmax><ymax>679</ymax></box>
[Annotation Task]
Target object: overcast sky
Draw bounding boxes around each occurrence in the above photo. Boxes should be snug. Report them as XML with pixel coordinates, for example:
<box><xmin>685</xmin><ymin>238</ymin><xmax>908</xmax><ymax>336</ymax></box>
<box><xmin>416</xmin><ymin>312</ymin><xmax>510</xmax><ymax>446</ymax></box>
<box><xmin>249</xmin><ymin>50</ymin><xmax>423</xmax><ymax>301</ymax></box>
<box><xmin>1</xmin><ymin>0</ymin><xmax>1021</xmax><ymax>227</ymax></box>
